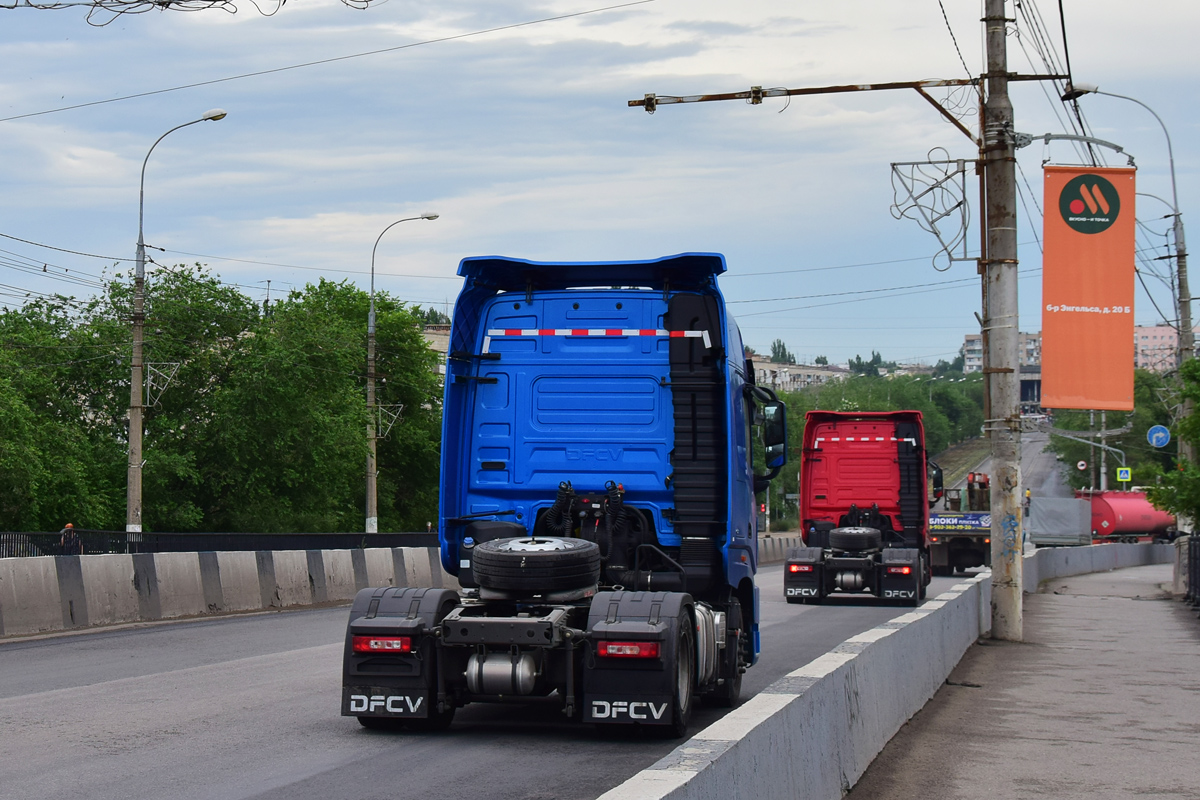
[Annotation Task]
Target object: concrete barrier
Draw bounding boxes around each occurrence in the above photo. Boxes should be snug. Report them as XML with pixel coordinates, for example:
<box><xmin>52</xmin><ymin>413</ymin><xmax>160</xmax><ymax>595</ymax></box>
<box><xmin>154</xmin><ymin>552</ymin><xmax>207</xmax><ymax>619</ymax></box>
<box><xmin>1023</xmin><ymin>542</ymin><xmax>1174</xmax><ymax>592</ymax></box>
<box><xmin>600</xmin><ymin>574</ymin><xmax>993</xmax><ymax>800</ymax></box>
<box><xmin>0</xmin><ymin>533</ymin><xmax>859</xmax><ymax>639</ymax></box>
<box><xmin>0</xmin><ymin>555</ymin><xmax>62</xmax><ymax>637</ymax></box>
<box><xmin>598</xmin><ymin>541</ymin><xmax>1174</xmax><ymax>800</ymax></box>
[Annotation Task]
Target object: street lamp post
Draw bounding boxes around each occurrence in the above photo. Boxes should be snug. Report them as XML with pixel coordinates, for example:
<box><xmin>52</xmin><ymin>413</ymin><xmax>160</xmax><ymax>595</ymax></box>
<box><xmin>1062</xmin><ymin>83</ymin><xmax>1192</xmax><ymax>462</ymax></box>
<box><xmin>366</xmin><ymin>213</ymin><xmax>439</xmax><ymax>534</ymax></box>
<box><xmin>127</xmin><ymin>109</ymin><xmax>227</xmax><ymax>536</ymax></box>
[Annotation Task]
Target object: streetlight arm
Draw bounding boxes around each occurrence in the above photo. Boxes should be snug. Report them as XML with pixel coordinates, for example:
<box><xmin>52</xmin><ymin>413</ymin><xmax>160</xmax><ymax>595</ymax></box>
<box><xmin>368</xmin><ymin>213</ymin><xmax>439</xmax><ymax>332</ymax></box>
<box><xmin>137</xmin><ymin>112</ymin><xmax>226</xmax><ymax>278</ymax></box>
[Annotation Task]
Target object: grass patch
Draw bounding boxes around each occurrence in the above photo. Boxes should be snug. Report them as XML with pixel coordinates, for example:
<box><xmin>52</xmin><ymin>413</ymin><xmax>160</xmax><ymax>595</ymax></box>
<box><xmin>932</xmin><ymin>437</ymin><xmax>992</xmax><ymax>488</ymax></box>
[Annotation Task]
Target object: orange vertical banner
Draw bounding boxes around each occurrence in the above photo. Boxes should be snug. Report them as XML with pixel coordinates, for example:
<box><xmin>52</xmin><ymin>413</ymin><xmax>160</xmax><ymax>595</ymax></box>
<box><xmin>1041</xmin><ymin>166</ymin><xmax>1136</xmax><ymax>410</ymax></box>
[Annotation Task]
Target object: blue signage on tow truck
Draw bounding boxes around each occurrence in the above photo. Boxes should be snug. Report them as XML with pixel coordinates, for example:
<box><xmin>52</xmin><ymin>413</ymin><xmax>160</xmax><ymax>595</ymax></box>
<box><xmin>928</xmin><ymin>512</ymin><xmax>991</xmax><ymax>532</ymax></box>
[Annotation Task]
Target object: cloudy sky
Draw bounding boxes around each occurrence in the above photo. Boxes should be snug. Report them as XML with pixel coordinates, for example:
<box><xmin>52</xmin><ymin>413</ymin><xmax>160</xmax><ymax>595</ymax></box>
<box><xmin>1</xmin><ymin>0</ymin><xmax>1194</xmax><ymax>365</ymax></box>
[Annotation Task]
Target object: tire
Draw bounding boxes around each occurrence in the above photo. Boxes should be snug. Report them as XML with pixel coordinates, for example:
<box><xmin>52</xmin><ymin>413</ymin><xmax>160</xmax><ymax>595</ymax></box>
<box><xmin>918</xmin><ymin>554</ymin><xmax>929</xmax><ymax>601</ymax></box>
<box><xmin>828</xmin><ymin>526</ymin><xmax>882</xmax><ymax>551</ymax></box>
<box><xmin>472</xmin><ymin>537</ymin><xmax>600</xmax><ymax>593</ymax></box>
<box><xmin>932</xmin><ymin>565</ymin><xmax>952</xmax><ymax>577</ymax></box>
<box><xmin>707</xmin><ymin>629</ymin><xmax>743</xmax><ymax>708</ymax></box>
<box><xmin>666</xmin><ymin>610</ymin><xmax>695</xmax><ymax>738</ymax></box>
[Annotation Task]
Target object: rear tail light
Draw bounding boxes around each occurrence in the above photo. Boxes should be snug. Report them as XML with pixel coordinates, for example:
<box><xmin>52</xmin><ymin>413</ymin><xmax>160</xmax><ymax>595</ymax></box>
<box><xmin>597</xmin><ymin>641</ymin><xmax>660</xmax><ymax>658</ymax></box>
<box><xmin>886</xmin><ymin>566</ymin><xmax>912</xmax><ymax>575</ymax></box>
<box><xmin>930</xmin><ymin>536</ymin><xmax>939</xmax><ymax>543</ymax></box>
<box><xmin>788</xmin><ymin>564</ymin><xmax>813</xmax><ymax>573</ymax></box>
<box><xmin>352</xmin><ymin>635</ymin><xmax>412</xmax><ymax>653</ymax></box>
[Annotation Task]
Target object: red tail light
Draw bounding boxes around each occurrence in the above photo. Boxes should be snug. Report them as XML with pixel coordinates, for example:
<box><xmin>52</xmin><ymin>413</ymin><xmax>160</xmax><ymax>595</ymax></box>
<box><xmin>352</xmin><ymin>635</ymin><xmax>412</xmax><ymax>653</ymax></box>
<box><xmin>886</xmin><ymin>566</ymin><xmax>912</xmax><ymax>575</ymax></box>
<box><xmin>788</xmin><ymin>564</ymin><xmax>813</xmax><ymax>573</ymax></box>
<box><xmin>597</xmin><ymin>641</ymin><xmax>660</xmax><ymax>658</ymax></box>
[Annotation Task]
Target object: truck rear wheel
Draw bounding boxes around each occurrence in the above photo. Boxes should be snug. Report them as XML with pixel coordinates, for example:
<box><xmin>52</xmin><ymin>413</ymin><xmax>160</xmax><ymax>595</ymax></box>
<box><xmin>707</xmin><ymin>629</ymin><xmax>743</xmax><ymax>708</ymax></box>
<box><xmin>667</xmin><ymin>610</ymin><xmax>695</xmax><ymax>738</ymax></box>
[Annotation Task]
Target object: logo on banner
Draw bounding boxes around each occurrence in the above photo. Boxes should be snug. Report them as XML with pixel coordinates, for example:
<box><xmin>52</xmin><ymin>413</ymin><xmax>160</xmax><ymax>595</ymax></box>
<box><xmin>1059</xmin><ymin>174</ymin><xmax>1121</xmax><ymax>234</ymax></box>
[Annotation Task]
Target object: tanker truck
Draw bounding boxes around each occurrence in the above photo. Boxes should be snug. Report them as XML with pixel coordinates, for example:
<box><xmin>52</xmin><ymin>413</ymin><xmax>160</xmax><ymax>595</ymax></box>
<box><xmin>341</xmin><ymin>253</ymin><xmax>787</xmax><ymax>737</ymax></box>
<box><xmin>1077</xmin><ymin>490</ymin><xmax>1176</xmax><ymax>543</ymax></box>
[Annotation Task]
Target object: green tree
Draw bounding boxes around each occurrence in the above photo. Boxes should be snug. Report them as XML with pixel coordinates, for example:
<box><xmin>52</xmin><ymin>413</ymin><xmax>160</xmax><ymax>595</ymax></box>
<box><xmin>1048</xmin><ymin>369</ymin><xmax>1174</xmax><ymax>492</ymax></box>
<box><xmin>770</xmin><ymin>339</ymin><xmax>795</xmax><ymax>364</ymax></box>
<box><xmin>814</xmin><ymin>355</ymin><xmax>828</xmax><ymax>366</ymax></box>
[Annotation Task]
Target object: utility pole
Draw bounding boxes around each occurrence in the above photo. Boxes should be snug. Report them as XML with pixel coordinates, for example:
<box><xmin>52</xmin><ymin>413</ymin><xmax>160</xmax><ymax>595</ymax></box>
<box><xmin>981</xmin><ymin>0</ymin><xmax>1022</xmax><ymax>640</ymax></box>
<box><xmin>629</xmin><ymin>0</ymin><xmax>1050</xmax><ymax>639</ymax></box>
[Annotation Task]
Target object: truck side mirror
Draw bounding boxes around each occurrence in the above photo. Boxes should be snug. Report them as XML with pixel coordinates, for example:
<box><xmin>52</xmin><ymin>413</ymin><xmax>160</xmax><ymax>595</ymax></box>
<box><xmin>762</xmin><ymin>400</ymin><xmax>787</xmax><ymax>469</ymax></box>
<box><xmin>929</xmin><ymin>461</ymin><xmax>944</xmax><ymax>501</ymax></box>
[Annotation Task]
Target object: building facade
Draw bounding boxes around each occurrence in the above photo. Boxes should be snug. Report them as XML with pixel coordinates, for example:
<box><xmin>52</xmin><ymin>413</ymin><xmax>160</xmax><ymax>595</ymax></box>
<box><xmin>963</xmin><ymin>332</ymin><xmax>1041</xmax><ymax>373</ymax></box>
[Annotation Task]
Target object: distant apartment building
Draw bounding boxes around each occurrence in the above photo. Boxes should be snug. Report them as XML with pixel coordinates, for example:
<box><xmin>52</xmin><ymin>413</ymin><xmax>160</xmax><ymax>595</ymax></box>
<box><xmin>962</xmin><ymin>325</ymin><xmax>1194</xmax><ymax>375</ymax></box>
<box><xmin>1133</xmin><ymin>324</ymin><xmax>1200</xmax><ymax>372</ymax></box>
<box><xmin>963</xmin><ymin>332</ymin><xmax>1041</xmax><ymax>373</ymax></box>
<box><xmin>752</xmin><ymin>360</ymin><xmax>848</xmax><ymax>392</ymax></box>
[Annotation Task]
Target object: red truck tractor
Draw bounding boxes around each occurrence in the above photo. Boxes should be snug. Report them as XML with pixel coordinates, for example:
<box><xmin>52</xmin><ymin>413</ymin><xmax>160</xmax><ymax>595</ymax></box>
<box><xmin>785</xmin><ymin>410</ymin><xmax>940</xmax><ymax>606</ymax></box>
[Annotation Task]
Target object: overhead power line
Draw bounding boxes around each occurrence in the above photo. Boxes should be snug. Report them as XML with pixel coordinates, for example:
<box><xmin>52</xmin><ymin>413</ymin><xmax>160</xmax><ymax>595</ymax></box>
<box><xmin>0</xmin><ymin>0</ymin><xmax>659</xmax><ymax>123</ymax></box>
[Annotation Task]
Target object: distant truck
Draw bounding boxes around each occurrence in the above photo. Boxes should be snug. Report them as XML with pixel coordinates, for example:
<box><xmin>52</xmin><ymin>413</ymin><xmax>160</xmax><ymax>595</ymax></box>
<box><xmin>785</xmin><ymin>410</ymin><xmax>940</xmax><ymax>606</ymax></box>
<box><xmin>340</xmin><ymin>253</ymin><xmax>787</xmax><ymax>737</ymax></box>
<box><xmin>928</xmin><ymin>472</ymin><xmax>992</xmax><ymax>575</ymax></box>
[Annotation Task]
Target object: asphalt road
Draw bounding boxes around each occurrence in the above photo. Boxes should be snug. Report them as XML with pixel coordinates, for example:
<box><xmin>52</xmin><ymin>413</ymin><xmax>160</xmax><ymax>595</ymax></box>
<box><xmin>0</xmin><ymin>565</ymin><xmax>964</xmax><ymax>800</ymax></box>
<box><xmin>941</xmin><ymin>430</ymin><xmax>1070</xmax><ymax>500</ymax></box>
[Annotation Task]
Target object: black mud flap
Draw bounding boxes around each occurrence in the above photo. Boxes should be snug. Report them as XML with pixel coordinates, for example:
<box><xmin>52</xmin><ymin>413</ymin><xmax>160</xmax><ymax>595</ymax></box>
<box><xmin>583</xmin><ymin>591</ymin><xmax>690</xmax><ymax>726</ymax></box>
<box><xmin>783</xmin><ymin>546</ymin><xmax>823</xmax><ymax>602</ymax></box>
<box><xmin>879</xmin><ymin>548</ymin><xmax>920</xmax><ymax>604</ymax></box>
<box><xmin>341</xmin><ymin>586</ymin><xmax>460</xmax><ymax>719</ymax></box>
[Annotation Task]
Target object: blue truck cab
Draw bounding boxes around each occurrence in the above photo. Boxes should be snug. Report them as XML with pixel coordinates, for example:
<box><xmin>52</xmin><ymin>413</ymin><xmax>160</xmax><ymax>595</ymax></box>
<box><xmin>342</xmin><ymin>253</ymin><xmax>786</xmax><ymax>737</ymax></box>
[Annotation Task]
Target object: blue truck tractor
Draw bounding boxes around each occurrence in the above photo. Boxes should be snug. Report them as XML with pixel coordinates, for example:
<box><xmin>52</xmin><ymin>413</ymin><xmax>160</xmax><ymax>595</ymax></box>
<box><xmin>342</xmin><ymin>253</ymin><xmax>787</xmax><ymax>737</ymax></box>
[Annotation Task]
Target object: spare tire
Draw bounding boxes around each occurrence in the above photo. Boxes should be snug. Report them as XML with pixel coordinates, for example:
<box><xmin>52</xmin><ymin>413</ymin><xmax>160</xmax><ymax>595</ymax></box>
<box><xmin>828</xmin><ymin>526</ymin><xmax>882</xmax><ymax>551</ymax></box>
<box><xmin>472</xmin><ymin>537</ymin><xmax>601</xmax><ymax>593</ymax></box>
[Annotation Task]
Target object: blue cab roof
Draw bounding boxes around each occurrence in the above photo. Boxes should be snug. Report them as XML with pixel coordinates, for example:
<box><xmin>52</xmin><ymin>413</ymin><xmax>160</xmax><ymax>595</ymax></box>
<box><xmin>457</xmin><ymin>252</ymin><xmax>727</xmax><ymax>292</ymax></box>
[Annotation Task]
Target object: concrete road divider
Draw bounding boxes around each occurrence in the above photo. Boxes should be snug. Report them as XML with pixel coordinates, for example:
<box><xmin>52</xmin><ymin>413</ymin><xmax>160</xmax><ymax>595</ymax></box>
<box><xmin>0</xmin><ymin>533</ymin><xmax>802</xmax><ymax>639</ymax></box>
<box><xmin>599</xmin><ymin>541</ymin><xmax>1174</xmax><ymax>800</ymax></box>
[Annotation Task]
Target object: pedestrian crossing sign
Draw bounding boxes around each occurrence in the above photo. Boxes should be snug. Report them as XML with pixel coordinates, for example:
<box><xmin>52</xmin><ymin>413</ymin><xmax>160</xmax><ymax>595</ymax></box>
<box><xmin>1117</xmin><ymin>467</ymin><xmax>1131</xmax><ymax>483</ymax></box>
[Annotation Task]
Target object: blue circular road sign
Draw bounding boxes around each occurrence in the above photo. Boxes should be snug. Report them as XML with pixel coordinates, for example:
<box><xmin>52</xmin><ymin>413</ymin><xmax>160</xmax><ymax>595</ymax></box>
<box><xmin>1148</xmin><ymin>425</ymin><xmax>1171</xmax><ymax>448</ymax></box>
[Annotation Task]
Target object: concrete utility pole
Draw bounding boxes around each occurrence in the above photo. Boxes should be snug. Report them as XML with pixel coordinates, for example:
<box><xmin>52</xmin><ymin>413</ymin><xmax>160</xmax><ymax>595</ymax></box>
<box><xmin>629</xmin><ymin>0</ymin><xmax>1051</xmax><ymax>639</ymax></box>
<box><xmin>981</xmin><ymin>0</ymin><xmax>1022</xmax><ymax>640</ymax></box>
<box><xmin>128</xmin><ymin>109</ymin><xmax>226</xmax><ymax>536</ymax></box>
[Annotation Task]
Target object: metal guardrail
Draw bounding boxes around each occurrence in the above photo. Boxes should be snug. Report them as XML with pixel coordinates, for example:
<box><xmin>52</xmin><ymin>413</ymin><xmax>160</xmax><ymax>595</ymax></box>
<box><xmin>0</xmin><ymin>530</ymin><xmax>438</xmax><ymax>558</ymax></box>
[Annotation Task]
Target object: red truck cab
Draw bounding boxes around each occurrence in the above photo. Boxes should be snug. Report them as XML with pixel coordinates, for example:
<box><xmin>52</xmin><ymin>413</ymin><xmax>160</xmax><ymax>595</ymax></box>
<box><xmin>785</xmin><ymin>410</ymin><xmax>933</xmax><ymax>605</ymax></box>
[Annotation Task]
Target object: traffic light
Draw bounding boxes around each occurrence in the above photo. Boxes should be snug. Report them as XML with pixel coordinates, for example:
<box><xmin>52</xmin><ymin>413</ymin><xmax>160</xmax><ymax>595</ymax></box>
<box><xmin>760</xmin><ymin>503</ymin><xmax>766</xmax><ymax>514</ymax></box>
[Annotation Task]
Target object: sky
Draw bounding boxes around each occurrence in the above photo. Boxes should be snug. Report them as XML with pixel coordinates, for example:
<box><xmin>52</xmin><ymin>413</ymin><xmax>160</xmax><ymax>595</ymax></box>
<box><xmin>0</xmin><ymin>0</ymin><xmax>1195</xmax><ymax>367</ymax></box>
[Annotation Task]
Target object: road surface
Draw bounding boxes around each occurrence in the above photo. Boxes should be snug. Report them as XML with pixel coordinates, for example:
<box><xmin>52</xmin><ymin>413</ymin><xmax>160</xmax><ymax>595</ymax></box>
<box><xmin>0</xmin><ymin>564</ymin><xmax>964</xmax><ymax>800</ymax></box>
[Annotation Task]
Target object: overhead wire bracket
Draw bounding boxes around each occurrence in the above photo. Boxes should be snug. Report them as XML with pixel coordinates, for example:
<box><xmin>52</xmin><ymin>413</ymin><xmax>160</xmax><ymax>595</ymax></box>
<box><xmin>145</xmin><ymin>362</ymin><xmax>180</xmax><ymax>407</ymax></box>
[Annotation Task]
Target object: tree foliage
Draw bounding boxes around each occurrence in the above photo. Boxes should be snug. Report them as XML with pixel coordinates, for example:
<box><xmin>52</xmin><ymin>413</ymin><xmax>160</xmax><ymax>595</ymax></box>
<box><xmin>0</xmin><ymin>266</ymin><xmax>442</xmax><ymax>532</ymax></box>
<box><xmin>762</xmin><ymin>373</ymin><xmax>986</xmax><ymax>530</ymax></box>
<box><xmin>769</xmin><ymin>339</ymin><xmax>795</xmax><ymax>365</ymax></box>
<box><xmin>1046</xmin><ymin>369</ymin><xmax>1175</xmax><ymax>492</ymax></box>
